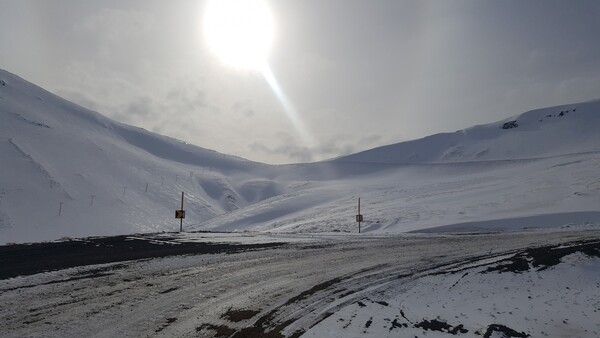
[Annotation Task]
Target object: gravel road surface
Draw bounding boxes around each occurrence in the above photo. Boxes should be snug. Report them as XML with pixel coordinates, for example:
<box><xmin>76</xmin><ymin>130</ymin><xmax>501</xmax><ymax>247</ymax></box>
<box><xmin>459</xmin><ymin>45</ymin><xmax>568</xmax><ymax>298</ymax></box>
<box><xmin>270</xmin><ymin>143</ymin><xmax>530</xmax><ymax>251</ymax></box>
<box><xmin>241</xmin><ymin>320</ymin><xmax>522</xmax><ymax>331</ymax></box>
<box><xmin>1</xmin><ymin>230</ymin><xmax>599</xmax><ymax>337</ymax></box>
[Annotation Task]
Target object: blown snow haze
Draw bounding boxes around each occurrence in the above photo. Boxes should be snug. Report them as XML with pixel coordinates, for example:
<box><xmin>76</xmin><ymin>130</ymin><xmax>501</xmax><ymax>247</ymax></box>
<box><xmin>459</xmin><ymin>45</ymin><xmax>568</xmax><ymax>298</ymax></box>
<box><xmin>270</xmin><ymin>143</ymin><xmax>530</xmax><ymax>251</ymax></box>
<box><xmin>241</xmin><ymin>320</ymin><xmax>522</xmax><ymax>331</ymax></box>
<box><xmin>1</xmin><ymin>69</ymin><xmax>599</xmax><ymax>244</ymax></box>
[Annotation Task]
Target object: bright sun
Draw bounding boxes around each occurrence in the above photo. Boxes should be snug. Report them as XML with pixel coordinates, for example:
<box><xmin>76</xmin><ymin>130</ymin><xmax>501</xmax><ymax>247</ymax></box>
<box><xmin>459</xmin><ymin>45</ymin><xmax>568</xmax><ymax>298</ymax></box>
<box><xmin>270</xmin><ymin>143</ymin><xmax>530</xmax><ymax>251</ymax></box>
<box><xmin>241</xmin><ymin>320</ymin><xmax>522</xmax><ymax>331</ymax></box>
<box><xmin>203</xmin><ymin>0</ymin><xmax>274</xmax><ymax>71</ymax></box>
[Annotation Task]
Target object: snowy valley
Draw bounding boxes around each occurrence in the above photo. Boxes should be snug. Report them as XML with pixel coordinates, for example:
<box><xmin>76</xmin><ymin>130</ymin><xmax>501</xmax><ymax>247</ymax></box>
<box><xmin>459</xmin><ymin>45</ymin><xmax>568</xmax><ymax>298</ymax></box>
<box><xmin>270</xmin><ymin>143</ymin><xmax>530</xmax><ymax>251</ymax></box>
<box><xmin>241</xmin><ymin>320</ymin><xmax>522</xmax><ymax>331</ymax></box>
<box><xmin>1</xmin><ymin>69</ymin><xmax>600</xmax><ymax>338</ymax></box>
<box><xmin>1</xmin><ymin>69</ymin><xmax>599</xmax><ymax>243</ymax></box>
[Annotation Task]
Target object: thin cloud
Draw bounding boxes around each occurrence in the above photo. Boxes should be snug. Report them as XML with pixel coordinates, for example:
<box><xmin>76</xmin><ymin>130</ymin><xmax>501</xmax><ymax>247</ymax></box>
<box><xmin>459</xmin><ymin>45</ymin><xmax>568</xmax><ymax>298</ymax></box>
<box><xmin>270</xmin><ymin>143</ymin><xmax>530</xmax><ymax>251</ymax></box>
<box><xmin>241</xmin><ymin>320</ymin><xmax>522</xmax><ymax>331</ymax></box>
<box><xmin>2</xmin><ymin>1</ymin><xmax>600</xmax><ymax>164</ymax></box>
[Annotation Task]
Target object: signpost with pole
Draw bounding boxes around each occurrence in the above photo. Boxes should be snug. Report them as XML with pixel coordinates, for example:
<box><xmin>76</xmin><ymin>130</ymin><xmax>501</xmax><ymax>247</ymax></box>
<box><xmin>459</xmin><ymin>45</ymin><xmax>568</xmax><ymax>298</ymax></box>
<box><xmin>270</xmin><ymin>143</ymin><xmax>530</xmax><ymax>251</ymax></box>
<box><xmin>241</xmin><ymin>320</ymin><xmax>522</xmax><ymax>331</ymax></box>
<box><xmin>175</xmin><ymin>191</ymin><xmax>185</xmax><ymax>232</ymax></box>
<box><xmin>355</xmin><ymin>198</ymin><xmax>363</xmax><ymax>233</ymax></box>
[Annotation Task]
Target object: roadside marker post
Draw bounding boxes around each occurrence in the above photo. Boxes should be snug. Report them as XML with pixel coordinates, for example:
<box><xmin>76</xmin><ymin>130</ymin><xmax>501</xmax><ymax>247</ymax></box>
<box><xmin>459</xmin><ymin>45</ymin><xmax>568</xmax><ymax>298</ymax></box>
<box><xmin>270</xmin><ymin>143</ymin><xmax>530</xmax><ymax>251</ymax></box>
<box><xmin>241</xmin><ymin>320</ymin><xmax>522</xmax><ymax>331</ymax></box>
<box><xmin>175</xmin><ymin>191</ymin><xmax>185</xmax><ymax>232</ymax></box>
<box><xmin>356</xmin><ymin>198</ymin><xmax>363</xmax><ymax>233</ymax></box>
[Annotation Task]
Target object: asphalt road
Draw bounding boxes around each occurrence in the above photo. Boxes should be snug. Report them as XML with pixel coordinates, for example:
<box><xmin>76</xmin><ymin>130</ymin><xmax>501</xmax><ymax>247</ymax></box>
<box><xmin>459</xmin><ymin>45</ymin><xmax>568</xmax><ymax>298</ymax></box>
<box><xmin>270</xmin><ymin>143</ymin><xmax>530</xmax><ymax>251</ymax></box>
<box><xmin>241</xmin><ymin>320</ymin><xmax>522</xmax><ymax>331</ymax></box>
<box><xmin>0</xmin><ymin>233</ymin><xmax>283</xmax><ymax>279</ymax></box>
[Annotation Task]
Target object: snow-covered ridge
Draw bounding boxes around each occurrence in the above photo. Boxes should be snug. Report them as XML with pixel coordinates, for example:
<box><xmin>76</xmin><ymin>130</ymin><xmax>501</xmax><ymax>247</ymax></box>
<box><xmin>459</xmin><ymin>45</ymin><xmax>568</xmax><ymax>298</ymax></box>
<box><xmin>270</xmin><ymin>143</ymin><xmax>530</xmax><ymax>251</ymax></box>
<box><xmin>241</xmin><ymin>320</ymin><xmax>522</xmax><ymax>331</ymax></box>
<box><xmin>0</xmin><ymin>70</ymin><xmax>262</xmax><ymax>171</ymax></box>
<box><xmin>0</xmin><ymin>69</ymin><xmax>278</xmax><ymax>243</ymax></box>
<box><xmin>1</xmin><ymin>68</ymin><xmax>599</xmax><ymax>243</ymax></box>
<box><xmin>335</xmin><ymin>99</ymin><xmax>600</xmax><ymax>164</ymax></box>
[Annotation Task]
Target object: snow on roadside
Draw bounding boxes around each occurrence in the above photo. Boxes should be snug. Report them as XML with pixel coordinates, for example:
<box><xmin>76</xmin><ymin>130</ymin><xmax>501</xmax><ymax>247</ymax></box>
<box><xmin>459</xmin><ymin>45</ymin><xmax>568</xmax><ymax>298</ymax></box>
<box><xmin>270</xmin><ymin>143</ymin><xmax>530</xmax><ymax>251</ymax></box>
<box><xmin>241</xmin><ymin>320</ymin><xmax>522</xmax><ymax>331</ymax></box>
<box><xmin>303</xmin><ymin>243</ymin><xmax>600</xmax><ymax>338</ymax></box>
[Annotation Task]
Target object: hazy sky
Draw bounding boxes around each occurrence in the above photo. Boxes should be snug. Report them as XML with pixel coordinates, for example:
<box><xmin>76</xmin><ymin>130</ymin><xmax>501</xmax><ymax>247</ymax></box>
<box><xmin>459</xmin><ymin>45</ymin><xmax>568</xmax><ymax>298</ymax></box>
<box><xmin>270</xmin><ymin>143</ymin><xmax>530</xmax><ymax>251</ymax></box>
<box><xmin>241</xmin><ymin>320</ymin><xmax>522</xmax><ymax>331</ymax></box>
<box><xmin>1</xmin><ymin>0</ymin><xmax>600</xmax><ymax>164</ymax></box>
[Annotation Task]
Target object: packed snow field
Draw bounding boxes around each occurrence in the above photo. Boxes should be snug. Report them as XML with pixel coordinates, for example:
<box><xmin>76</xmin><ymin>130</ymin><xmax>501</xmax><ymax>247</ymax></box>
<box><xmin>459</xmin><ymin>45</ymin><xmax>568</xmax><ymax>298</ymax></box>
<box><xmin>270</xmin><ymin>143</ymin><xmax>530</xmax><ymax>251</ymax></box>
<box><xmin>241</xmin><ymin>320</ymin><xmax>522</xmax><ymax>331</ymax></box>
<box><xmin>304</xmin><ymin>234</ymin><xmax>600</xmax><ymax>338</ymax></box>
<box><xmin>2</xmin><ymin>69</ymin><xmax>600</xmax><ymax>337</ymax></box>
<box><xmin>1</xmin><ymin>230</ymin><xmax>599</xmax><ymax>337</ymax></box>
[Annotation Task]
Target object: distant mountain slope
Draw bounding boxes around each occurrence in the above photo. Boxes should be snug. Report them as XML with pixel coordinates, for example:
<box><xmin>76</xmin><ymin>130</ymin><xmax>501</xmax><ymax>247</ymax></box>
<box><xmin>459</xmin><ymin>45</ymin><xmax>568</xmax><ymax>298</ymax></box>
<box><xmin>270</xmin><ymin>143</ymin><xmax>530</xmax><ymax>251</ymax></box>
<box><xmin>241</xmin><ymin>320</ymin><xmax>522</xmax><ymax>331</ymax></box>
<box><xmin>335</xmin><ymin>100</ymin><xmax>600</xmax><ymax>164</ymax></box>
<box><xmin>0</xmin><ymin>70</ymin><xmax>268</xmax><ymax>172</ymax></box>
<box><xmin>1</xmin><ymin>68</ymin><xmax>599</xmax><ymax>243</ymax></box>
<box><xmin>0</xmin><ymin>69</ymin><xmax>280</xmax><ymax>243</ymax></box>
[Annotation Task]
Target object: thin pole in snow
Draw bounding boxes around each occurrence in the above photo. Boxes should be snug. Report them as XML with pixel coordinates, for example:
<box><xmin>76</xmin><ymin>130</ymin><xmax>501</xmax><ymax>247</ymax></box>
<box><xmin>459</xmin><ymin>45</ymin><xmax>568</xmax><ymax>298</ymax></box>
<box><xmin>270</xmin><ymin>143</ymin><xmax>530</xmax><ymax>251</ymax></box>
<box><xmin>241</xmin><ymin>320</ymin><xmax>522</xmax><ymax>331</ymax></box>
<box><xmin>122</xmin><ymin>187</ymin><xmax>127</xmax><ymax>197</ymax></box>
<box><xmin>58</xmin><ymin>202</ymin><xmax>64</xmax><ymax>216</ymax></box>
<box><xmin>145</xmin><ymin>183</ymin><xmax>148</xmax><ymax>193</ymax></box>
<box><xmin>358</xmin><ymin>198</ymin><xmax>361</xmax><ymax>234</ymax></box>
<box><xmin>180</xmin><ymin>191</ymin><xmax>184</xmax><ymax>232</ymax></box>
<box><xmin>90</xmin><ymin>195</ymin><xmax>95</xmax><ymax>207</ymax></box>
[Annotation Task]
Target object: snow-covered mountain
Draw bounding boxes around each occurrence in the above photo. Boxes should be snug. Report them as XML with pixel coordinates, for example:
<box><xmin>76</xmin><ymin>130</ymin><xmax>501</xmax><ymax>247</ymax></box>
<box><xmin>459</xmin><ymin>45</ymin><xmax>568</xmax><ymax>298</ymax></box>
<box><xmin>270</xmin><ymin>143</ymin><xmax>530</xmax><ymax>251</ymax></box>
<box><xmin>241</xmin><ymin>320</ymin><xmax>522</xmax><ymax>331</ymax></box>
<box><xmin>335</xmin><ymin>100</ymin><xmax>600</xmax><ymax>164</ymax></box>
<box><xmin>0</xmin><ymin>69</ymin><xmax>279</xmax><ymax>243</ymax></box>
<box><xmin>196</xmin><ymin>99</ymin><xmax>600</xmax><ymax>235</ymax></box>
<box><xmin>1</xmin><ymin>69</ymin><xmax>599</xmax><ymax>243</ymax></box>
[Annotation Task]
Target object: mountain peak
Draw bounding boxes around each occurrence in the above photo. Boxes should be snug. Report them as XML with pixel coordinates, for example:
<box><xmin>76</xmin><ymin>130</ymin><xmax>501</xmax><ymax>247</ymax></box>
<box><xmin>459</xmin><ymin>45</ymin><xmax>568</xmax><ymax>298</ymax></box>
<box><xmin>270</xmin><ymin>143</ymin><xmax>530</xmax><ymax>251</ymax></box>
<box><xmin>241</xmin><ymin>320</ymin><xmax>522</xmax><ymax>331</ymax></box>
<box><xmin>335</xmin><ymin>100</ymin><xmax>600</xmax><ymax>164</ymax></box>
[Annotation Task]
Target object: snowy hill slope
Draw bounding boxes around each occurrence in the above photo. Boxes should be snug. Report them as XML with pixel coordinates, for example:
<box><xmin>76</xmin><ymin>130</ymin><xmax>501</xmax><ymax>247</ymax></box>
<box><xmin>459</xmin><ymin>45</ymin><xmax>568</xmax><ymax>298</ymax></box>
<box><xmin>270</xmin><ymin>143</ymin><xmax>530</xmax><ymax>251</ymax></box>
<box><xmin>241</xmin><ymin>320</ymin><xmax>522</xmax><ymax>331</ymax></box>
<box><xmin>196</xmin><ymin>154</ymin><xmax>600</xmax><ymax>234</ymax></box>
<box><xmin>1</xmin><ymin>68</ymin><xmax>599</xmax><ymax>243</ymax></box>
<box><xmin>0</xmin><ymin>69</ymin><xmax>280</xmax><ymax>243</ymax></box>
<box><xmin>194</xmin><ymin>102</ymin><xmax>600</xmax><ymax>234</ymax></box>
<box><xmin>195</xmin><ymin>101</ymin><xmax>600</xmax><ymax>234</ymax></box>
<box><xmin>335</xmin><ymin>100</ymin><xmax>600</xmax><ymax>164</ymax></box>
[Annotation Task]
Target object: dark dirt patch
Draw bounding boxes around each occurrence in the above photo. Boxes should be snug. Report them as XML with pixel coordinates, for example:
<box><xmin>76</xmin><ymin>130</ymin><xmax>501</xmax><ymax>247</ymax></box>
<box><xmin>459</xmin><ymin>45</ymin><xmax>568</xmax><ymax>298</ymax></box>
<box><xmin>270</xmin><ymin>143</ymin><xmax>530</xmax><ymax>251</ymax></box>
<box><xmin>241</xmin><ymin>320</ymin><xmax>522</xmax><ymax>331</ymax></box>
<box><xmin>338</xmin><ymin>290</ymin><xmax>355</xmax><ymax>298</ymax></box>
<box><xmin>159</xmin><ymin>287</ymin><xmax>179</xmax><ymax>294</ymax></box>
<box><xmin>283</xmin><ymin>277</ymin><xmax>342</xmax><ymax>306</ymax></box>
<box><xmin>357</xmin><ymin>301</ymin><xmax>367</xmax><ymax>307</ymax></box>
<box><xmin>365</xmin><ymin>317</ymin><xmax>373</xmax><ymax>328</ymax></box>
<box><xmin>400</xmin><ymin>309</ymin><xmax>411</xmax><ymax>323</ymax></box>
<box><xmin>0</xmin><ymin>233</ymin><xmax>284</xmax><ymax>279</ymax></box>
<box><xmin>222</xmin><ymin>308</ymin><xmax>262</xmax><ymax>322</ymax></box>
<box><xmin>375</xmin><ymin>301</ymin><xmax>389</xmax><ymax>306</ymax></box>
<box><xmin>389</xmin><ymin>318</ymin><xmax>408</xmax><ymax>331</ymax></box>
<box><xmin>414</xmin><ymin>318</ymin><xmax>467</xmax><ymax>335</ymax></box>
<box><xmin>450</xmin><ymin>324</ymin><xmax>468</xmax><ymax>334</ymax></box>
<box><xmin>484</xmin><ymin>256</ymin><xmax>530</xmax><ymax>274</ymax></box>
<box><xmin>415</xmin><ymin>318</ymin><xmax>451</xmax><ymax>332</ymax></box>
<box><xmin>227</xmin><ymin>275</ymin><xmax>349</xmax><ymax>338</ymax></box>
<box><xmin>484</xmin><ymin>240</ymin><xmax>600</xmax><ymax>274</ymax></box>
<box><xmin>321</xmin><ymin>312</ymin><xmax>334</xmax><ymax>321</ymax></box>
<box><xmin>234</xmin><ymin>309</ymin><xmax>339</xmax><ymax>338</ymax></box>
<box><xmin>227</xmin><ymin>304</ymin><xmax>336</xmax><ymax>338</ymax></box>
<box><xmin>155</xmin><ymin>317</ymin><xmax>178</xmax><ymax>333</ymax></box>
<box><xmin>528</xmin><ymin>241</ymin><xmax>600</xmax><ymax>271</ymax></box>
<box><xmin>229</xmin><ymin>309</ymin><xmax>292</xmax><ymax>338</ymax></box>
<box><xmin>197</xmin><ymin>323</ymin><xmax>236</xmax><ymax>337</ymax></box>
<box><xmin>483</xmin><ymin>324</ymin><xmax>530</xmax><ymax>338</ymax></box>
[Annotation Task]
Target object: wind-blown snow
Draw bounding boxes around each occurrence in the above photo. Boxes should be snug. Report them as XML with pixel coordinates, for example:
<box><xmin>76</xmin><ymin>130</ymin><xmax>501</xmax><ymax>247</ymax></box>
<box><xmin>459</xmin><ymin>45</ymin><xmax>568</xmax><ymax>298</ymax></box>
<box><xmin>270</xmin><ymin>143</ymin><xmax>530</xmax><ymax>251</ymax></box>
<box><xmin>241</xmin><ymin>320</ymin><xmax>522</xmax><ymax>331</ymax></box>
<box><xmin>1</xmin><ymin>69</ymin><xmax>599</xmax><ymax>243</ymax></box>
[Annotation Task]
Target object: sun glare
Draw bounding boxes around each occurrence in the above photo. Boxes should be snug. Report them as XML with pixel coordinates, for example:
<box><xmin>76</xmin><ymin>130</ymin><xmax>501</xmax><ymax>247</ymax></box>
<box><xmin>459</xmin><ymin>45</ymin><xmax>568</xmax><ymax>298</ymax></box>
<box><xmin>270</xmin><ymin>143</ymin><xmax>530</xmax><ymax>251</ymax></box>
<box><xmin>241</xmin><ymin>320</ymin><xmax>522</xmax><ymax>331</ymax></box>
<box><xmin>203</xmin><ymin>0</ymin><xmax>274</xmax><ymax>71</ymax></box>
